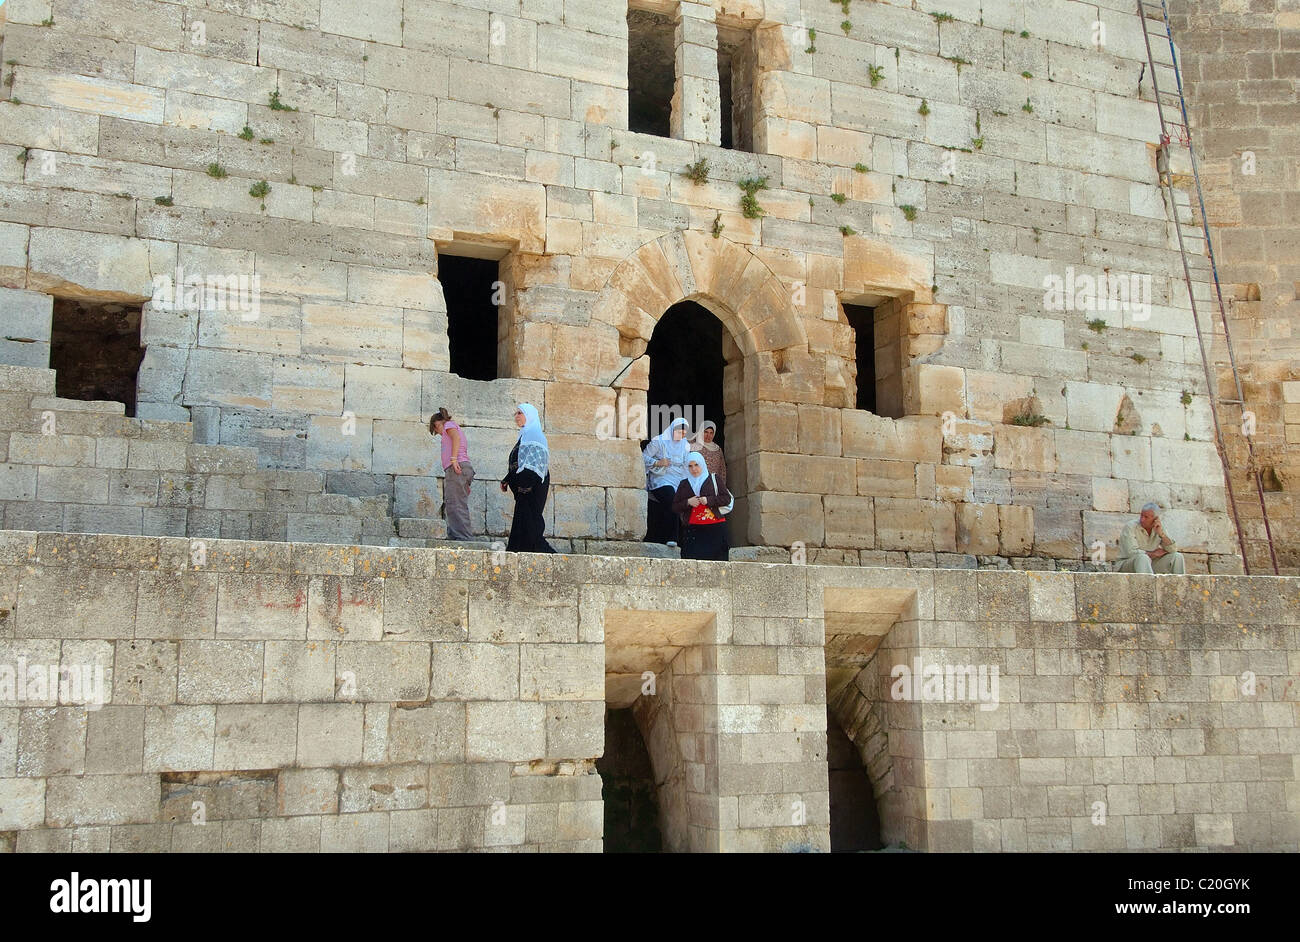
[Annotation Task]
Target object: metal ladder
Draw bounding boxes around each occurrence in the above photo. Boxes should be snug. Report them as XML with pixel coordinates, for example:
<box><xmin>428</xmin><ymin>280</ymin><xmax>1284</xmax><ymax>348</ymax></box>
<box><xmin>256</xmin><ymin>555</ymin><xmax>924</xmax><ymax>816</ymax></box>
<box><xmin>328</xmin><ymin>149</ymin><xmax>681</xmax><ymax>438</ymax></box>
<box><xmin>1136</xmin><ymin>0</ymin><xmax>1279</xmax><ymax>575</ymax></box>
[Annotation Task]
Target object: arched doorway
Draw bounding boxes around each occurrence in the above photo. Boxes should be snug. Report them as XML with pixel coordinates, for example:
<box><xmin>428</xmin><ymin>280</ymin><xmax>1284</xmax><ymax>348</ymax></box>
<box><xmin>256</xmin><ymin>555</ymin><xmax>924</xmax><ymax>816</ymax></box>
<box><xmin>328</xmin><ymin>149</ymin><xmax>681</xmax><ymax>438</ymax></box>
<box><xmin>644</xmin><ymin>299</ymin><xmax>746</xmax><ymax>545</ymax></box>
<box><xmin>646</xmin><ymin>300</ymin><xmax>725</xmax><ymax>446</ymax></box>
<box><xmin>592</xmin><ymin>231</ymin><xmax>811</xmax><ymax>550</ymax></box>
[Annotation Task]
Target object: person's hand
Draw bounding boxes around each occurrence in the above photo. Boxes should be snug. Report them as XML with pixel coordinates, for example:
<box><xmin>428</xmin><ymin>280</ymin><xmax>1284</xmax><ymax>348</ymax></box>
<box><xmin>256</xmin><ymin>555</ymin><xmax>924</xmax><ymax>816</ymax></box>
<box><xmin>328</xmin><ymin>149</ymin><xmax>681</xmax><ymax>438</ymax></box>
<box><xmin>1149</xmin><ymin>548</ymin><xmax>1166</xmax><ymax>559</ymax></box>
<box><xmin>451</xmin><ymin>459</ymin><xmax>461</xmax><ymax>474</ymax></box>
<box><xmin>500</xmin><ymin>481</ymin><xmax>508</xmax><ymax>493</ymax></box>
<box><xmin>657</xmin><ymin>458</ymin><xmax>669</xmax><ymax>468</ymax></box>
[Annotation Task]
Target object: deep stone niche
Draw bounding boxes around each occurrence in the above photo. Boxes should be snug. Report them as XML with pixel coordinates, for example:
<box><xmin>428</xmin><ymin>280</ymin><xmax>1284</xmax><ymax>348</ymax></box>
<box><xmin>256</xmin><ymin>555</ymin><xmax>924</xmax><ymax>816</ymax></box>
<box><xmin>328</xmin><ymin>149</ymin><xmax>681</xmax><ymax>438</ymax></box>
<box><xmin>627</xmin><ymin>8</ymin><xmax>675</xmax><ymax>138</ymax></box>
<box><xmin>50</xmin><ymin>298</ymin><xmax>144</xmax><ymax>415</ymax></box>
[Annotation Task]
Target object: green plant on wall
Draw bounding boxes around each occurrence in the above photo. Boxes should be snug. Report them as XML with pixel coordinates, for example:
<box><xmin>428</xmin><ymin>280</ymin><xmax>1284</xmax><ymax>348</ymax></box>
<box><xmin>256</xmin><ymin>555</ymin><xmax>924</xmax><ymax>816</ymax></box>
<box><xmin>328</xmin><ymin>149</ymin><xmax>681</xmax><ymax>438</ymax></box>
<box><xmin>900</xmin><ymin>204</ymin><xmax>918</xmax><ymax>221</ymax></box>
<box><xmin>1011</xmin><ymin>412</ymin><xmax>1050</xmax><ymax>427</ymax></box>
<box><xmin>868</xmin><ymin>65</ymin><xmax>884</xmax><ymax>87</ymax></box>
<box><xmin>682</xmin><ymin>158</ymin><xmax>710</xmax><ymax>185</ymax></box>
<box><xmin>268</xmin><ymin>90</ymin><xmax>298</xmax><ymax>112</ymax></box>
<box><xmin>737</xmin><ymin>176</ymin><xmax>769</xmax><ymax>219</ymax></box>
<box><xmin>918</xmin><ymin>99</ymin><xmax>930</xmax><ymax>116</ymax></box>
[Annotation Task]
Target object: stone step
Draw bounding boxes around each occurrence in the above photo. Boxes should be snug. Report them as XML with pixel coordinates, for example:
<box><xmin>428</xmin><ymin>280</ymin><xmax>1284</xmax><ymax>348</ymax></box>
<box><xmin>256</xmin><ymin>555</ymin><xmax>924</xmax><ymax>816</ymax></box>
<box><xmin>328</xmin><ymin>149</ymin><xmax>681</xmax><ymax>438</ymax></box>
<box><xmin>0</xmin><ymin>364</ymin><xmax>57</xmax><ymax>394</ymax></box>
<box><xmin>29</xmin><ymin>395</ymin><xmax>125</xmax><ymax>415</ymax></box>
<box><xmin>398</xmin><ymin>517</ymin><xmax>446</xmax><ymax>540</ymax></box>
<box><xmin>572</xmin><ymin>539</ymin><xmax>680</xmax><ymax>559</ymax></box>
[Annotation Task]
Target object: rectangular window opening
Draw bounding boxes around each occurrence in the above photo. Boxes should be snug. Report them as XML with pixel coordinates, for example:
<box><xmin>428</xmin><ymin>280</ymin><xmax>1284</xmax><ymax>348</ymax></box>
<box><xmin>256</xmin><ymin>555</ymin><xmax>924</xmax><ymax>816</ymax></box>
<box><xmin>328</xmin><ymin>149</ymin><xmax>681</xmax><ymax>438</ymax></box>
<box><xmin>627</xmin><ymin>7</ymin><xmax>675</xmax><ymax>138</ymax></box>
<box><xmin>717</xmin><ymin>24</ymin><xmax>757</xmax><ymax>152</ymax></box>
<box><xmin>50</xmin><ymin>298</ymin><xmax>144</xmax><ymax>417</ymax></box>
<box><xmin>440</xmin><ymin>252</ymin><xmax>503</xmax><ymax>382</ymax></box>
<box><xmin>842</xmin><ymin>302</ymin><xmax>877</xmax><ymax>414</ymax></box>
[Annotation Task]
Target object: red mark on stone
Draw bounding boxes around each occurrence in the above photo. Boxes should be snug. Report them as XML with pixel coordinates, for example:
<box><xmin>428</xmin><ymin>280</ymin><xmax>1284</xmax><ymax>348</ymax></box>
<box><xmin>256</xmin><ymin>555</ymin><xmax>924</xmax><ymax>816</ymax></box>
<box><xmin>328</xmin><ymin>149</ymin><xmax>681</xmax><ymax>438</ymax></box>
<box><xmin>263</xmin><ymin>589</ymin><xmax>306</xmax><ymax>611</ymax></box>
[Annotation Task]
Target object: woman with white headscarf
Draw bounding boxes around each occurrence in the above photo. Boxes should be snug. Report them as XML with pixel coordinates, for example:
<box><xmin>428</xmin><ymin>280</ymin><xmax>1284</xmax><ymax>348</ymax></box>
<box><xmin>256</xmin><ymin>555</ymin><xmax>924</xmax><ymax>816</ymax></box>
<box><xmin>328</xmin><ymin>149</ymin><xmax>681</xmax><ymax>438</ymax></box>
<box><xmin>642</xmin><ymin>416</ymin><xmax>690</xmax><ymax>545</ymax></box>
<box><xmin>499</xmin><ymin>403</ymin><xmax>555</xmax><ymax>554</ymax></box>
<box><xmin>672</xmin><ymin>451</ymin><xmax>732</xmax><ymax>561</ymax></box>
<box><xmin>689</xmin><ymin>420</ymin><xmax>726</xmax><ymax>489</ymax></box>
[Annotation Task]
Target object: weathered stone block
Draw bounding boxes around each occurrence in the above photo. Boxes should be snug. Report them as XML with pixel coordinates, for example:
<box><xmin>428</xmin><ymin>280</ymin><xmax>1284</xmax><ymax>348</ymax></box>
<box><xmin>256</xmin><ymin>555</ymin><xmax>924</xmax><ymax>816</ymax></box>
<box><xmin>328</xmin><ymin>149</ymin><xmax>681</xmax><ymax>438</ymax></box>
<box><xmin>144</xmin><ymin>706</ymin><xmax>215</xmax><ymax>772</ymax></box>
<box><xmin>430</xmin><ymin>643</ymin><xmax>519</xmax><ymax>701</ymax></box>
<box><xmin>212</xmin><ymin>704</ymin><xmax>298</xmax><ymax>770</ymax></box>
<box><xmin>843</xmin><ymin>412</ymin><xmax>943</xmax><ymax>463</ymax></box>
<box><xmin>824</xmin><ymin>495</ymin><xmax>874</xmax><ymax>549</ymax></box>
<box><xmin>466</xmin><ymin>702</ymin><xmax>546</xmax><ymax>762</ymax></box>
<box><xmin>519</xmin><ymin>644</ymin><xmax>603</xmax><ymax>701</ymax></box>
<box><xmin>874</xmin><ymin>497</ymin><xmax>956</xmax><ymax>552</ymax></box>
<box><xmin>387</xmin><ymin>702</ymin><xmax>466</xmax><ymax>764</ymax></box>
<box><xmin>297</xmin><ymin>703</ymin><xmax>364</xmax><ymax>767</ymax></box>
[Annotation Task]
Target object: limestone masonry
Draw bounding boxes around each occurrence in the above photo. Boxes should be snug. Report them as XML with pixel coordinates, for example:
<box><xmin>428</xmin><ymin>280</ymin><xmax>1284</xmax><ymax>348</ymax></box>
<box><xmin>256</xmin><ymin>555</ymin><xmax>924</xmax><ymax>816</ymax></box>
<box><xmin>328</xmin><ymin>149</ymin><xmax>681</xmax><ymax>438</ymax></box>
<box><xmin>0</xmin><ymin>0</ymin><xmax>1296</xmax><ymax>852</ymax></box>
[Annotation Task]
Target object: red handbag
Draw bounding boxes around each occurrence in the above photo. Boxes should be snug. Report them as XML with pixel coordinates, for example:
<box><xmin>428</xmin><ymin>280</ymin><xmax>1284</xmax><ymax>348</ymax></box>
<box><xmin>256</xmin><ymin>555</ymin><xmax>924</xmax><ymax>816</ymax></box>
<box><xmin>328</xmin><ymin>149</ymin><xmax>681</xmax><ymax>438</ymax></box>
<box><xmin>688</xmin><ymin>504</ymin><xmax>724</xmax><ymax>525</ymax></box>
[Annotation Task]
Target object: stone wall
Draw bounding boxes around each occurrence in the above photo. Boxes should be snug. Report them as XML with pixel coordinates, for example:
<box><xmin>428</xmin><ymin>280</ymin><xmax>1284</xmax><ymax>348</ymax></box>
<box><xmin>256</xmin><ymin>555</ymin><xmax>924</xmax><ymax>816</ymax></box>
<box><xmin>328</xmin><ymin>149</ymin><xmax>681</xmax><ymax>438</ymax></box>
<box><xmin>0</xmin><ymin>530</ymin><xmax>606</xmax><ymax>852</ymax></box>
<box><xmin>2</xmin><ymin>530</ymin><xmax>1294</xmax><ymax>852</ymax></box>
<box><xmin>1170</xmin><ymin>0</ymin><xmax>1300</xmax><ymax>574</ymax></box>
<box><xmin>0</xmin><ymin>0</ymin><xmax>1244</xmax><ymax>567</ymax></box>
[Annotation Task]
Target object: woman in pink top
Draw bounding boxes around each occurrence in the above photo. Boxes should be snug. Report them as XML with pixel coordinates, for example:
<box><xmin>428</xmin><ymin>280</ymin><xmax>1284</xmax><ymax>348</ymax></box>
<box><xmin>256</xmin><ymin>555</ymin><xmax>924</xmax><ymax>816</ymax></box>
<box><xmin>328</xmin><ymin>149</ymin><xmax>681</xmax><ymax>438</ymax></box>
<box><xmin>429</xmin><ymin>407</ymin><xmax>475</xmax><ymax>540</ymax></box>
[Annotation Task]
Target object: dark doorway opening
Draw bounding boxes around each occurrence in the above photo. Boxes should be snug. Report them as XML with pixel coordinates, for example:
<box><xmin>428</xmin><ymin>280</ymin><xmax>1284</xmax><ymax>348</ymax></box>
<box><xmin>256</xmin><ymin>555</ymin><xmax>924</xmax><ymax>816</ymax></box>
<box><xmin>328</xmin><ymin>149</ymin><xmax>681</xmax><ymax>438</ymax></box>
<box><xmin>439</xmin><ymin>253</ymin><xmax>500</xmax><ymax>381</ymax></box>
<box><xmin>646</xmin><ymin>300</ymin><xmax>724</xmax><ymax>444</ymax></box>
<box><xmin>627</xmin><ymin>8</ymin><xmax>675</xmax><ymax>138</ymax></box>
<box><xmin>717</xmin><ymin>25</ymin><xmax>756</xmax><ymax>152</ymax></box>
<box><xmin>827</xmin><ymin>713</ymin><xmax>882</xmax><ymax>852</ymax></box>
<box><xmin>598</xmin><ymin>708</ymin><xmax>663</xmax><ymax>853</ymax></box>
<box><xmin>50</xmin><ymin>299</ymin><xmax>144</xmax><ymax>416</ymax></box>
<box><xmin>842</xmin><ymin>302</ymin><xmax>876</xmax><ymax>414</ymax></box>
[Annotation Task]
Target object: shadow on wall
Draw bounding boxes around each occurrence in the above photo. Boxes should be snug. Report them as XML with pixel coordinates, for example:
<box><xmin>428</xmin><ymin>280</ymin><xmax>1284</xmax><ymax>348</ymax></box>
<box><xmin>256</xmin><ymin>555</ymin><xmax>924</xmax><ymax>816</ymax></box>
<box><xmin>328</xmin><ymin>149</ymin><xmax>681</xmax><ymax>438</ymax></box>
<box><xmin>827</xmin><ymin>715</ymin><xmax>883</xmax><ymax>852</ymax></box>
<box><xmin>598</xmin><ymin>708</ymin><xmax>663</xmax><ymax>853</ymax></box>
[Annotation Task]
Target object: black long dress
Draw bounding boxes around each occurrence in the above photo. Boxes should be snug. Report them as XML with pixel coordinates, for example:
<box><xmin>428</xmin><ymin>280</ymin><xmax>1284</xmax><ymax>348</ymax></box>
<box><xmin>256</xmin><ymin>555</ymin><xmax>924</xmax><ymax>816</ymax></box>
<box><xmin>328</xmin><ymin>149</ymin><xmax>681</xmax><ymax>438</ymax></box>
<box><xmin>502</xmin><ymin>441</ymin><xmax>555</xmax><ymax>554</ymax></box>
<box><xmin>671</xmin><ymin>475</ymin><xmax>731</xmax><ymax>561</ymax></box>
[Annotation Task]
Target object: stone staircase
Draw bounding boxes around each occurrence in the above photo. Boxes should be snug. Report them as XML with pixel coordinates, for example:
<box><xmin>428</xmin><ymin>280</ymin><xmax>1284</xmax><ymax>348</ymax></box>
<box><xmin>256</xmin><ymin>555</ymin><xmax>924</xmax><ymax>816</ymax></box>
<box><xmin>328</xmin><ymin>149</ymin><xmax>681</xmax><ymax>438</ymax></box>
<box><xmin>0</xmin><ymin>364</ymin><xmax>398</xmax><ymax>545</ymax></box>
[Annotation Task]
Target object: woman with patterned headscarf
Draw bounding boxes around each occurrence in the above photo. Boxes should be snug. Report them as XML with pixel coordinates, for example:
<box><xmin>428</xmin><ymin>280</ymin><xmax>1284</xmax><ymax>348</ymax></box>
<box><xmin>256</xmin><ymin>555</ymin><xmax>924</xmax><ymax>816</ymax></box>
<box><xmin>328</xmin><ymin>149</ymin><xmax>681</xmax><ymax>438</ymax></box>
<box><xmin>689</xmin><ymin>420</ymin><xmax>726</xmax><ymax>489</ymax></box>
<box><xmin>499</xmin><ymin>403</ymin><xmax>555</xmax><ymax>553</ymax></box>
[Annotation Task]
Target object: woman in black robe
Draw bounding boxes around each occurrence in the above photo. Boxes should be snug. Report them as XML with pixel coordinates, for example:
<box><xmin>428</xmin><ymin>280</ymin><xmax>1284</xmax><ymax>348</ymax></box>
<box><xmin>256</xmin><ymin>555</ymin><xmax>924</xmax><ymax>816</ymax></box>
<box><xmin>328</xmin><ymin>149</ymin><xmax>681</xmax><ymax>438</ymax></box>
<box><xmin>671</xmin><ymin>451</ymin><xmax>732</xmax><ymax>561</ymax></box>
<box><xmin>500</xmin><ymin>402</ymin><xmax>555</xmax><ymax>554</ymax></box>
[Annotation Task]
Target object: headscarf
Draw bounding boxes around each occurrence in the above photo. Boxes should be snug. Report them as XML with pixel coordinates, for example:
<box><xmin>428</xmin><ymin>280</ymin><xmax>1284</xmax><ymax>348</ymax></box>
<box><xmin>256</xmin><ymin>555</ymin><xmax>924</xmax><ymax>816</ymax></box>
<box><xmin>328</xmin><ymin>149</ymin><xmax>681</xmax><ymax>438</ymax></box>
<box><xmin>645</xmin><ymin>417</ymin><xmax>691</xmax><ymax>489</ymax></box>
<box><xmin>515</xmin><ymin>402</ymin><xmax>548</xmax><ymax>479</ymax></box>
<box><xmin>690</xmin><ymin>420</ymin><xmax>721</xmax><ymax>453</ymax></box>
<box><xmin>685</xmin><ymin>451</ymin><xmax>708</xmax><ymax>496</ymax></box>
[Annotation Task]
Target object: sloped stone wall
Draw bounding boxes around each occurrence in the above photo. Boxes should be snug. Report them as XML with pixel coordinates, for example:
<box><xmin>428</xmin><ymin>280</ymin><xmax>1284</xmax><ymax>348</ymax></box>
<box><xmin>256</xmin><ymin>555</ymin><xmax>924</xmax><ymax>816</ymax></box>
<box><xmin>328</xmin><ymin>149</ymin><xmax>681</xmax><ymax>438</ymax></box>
<box><xmin>0</xmin><ymin>0</ymin><xmax>1243</xmax><ymax>565</ymax></box>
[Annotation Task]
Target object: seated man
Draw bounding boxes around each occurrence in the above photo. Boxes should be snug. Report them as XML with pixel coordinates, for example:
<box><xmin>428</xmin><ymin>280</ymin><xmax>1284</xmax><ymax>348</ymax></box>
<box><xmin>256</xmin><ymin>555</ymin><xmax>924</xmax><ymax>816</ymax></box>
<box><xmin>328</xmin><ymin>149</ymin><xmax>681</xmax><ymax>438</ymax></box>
<box><xmin>1116</xmin><ymin>502</ymin><xmax>1186</xmax><ymax>574</ymax></box>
